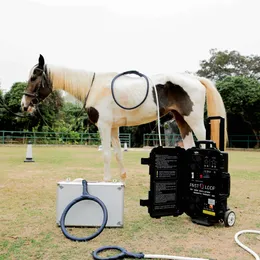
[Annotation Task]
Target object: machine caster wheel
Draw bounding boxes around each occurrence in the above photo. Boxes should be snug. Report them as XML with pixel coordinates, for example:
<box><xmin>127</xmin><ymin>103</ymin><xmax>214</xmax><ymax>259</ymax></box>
<box><xmin>224</xmin><ymin>210</ymin><xmax>236</xmax><ymax>227</ymax></box>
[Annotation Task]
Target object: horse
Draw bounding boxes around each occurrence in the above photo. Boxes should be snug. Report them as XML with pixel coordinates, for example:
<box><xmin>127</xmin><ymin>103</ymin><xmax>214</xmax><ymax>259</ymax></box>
<box><xmin>21</xmin><ymin>54</ymin><xmax>227</xmax><ymax>183</ymax></box>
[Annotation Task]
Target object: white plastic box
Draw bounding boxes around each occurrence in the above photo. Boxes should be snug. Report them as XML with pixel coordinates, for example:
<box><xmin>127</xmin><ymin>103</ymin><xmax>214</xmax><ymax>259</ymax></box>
<box><xmin>56</xmin><ymin>180</ymin><xmax>124</xmax><ymax>227</ymax></box>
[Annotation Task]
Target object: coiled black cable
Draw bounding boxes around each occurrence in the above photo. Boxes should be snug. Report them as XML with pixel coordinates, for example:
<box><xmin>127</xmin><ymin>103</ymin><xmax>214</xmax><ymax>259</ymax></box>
<box><xmin>60</xmin><ymin>180</ymin><xmax>108</xmax><ymax>242</ymax></box>
<box><xmin>111</xmin><ymin>70</ymin><xmax>150</xmax><ymax>110</ymax></box>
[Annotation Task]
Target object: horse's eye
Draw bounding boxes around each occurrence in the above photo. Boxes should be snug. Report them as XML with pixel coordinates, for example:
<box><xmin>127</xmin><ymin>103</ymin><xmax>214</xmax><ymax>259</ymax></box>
<box><xmin>31</xmin><ymin>76</ymin><xmax>37</xmax><ymax>82</ymax></box>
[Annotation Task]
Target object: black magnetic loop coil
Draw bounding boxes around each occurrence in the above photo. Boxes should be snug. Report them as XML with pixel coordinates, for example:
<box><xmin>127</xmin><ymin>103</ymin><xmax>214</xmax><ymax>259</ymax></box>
<box><xmin>60</xmin><ymin>180</ymin><xmax>108</xmax><ymax>242</ymax></box>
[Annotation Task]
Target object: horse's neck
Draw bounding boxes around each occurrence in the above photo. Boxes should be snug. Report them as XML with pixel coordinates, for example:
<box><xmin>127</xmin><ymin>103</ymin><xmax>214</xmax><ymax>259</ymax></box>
<box><xmin>48</xmin><ymin>65</ymin><xmax>94</xmax><ymax>102</ymax></box>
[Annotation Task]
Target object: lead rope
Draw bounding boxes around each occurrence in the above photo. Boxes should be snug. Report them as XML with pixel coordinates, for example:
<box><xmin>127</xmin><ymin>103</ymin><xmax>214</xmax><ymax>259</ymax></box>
<box><xmin>36</xmin><ymin>104</ymin><xmax>54</xmax><ymax>131</ymax></box>
<box><xmin>0</xmin><ymin>96</ymin><xmax>30</xmax><ymax>118</ymax></box>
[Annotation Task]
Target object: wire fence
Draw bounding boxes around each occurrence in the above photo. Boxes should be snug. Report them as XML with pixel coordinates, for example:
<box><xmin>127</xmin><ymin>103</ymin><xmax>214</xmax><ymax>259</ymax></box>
<box><xmin>143</xmin><ymin>133</ymin><xmax>259</xmax><ymax>149</ymax></box>
<box><xmin>0</xmin><ymin>130</ymin><xmax>131</xmax><ymax>147</ymax></box>
<box><xmin>0</xmin><ymin>131</ymin><xmax>259</xmax><ymax>149</ymax></box>
<box><xmin>228</xmin><ymin>135</ymin><xmax>259</xmax><ymax>148</ymax></box>
<box><xmin>143</xmin><ymin>133</ymin><xmax>184</xmax><ymax>147</ymax></box>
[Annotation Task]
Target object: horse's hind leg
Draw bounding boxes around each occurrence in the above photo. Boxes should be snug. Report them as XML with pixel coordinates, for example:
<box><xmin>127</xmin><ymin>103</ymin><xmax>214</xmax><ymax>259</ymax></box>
<box><xmin>172</xmin><ymin>110</ymin><xmax>204</xmax><ymax>149</ymax></box>
<box><xmin>173</xmin><ymin>110</ymin><xmax>206</xmax><ymax>149</ymax></box>
<box><xmin>98</xmin><ymin>123</ymin><xmax>112</xmax><ymax>181</ymax></box>
<box><xmin>184</xmin><ymin>111</ymin><xmax>206</xmax><ymax>145</ymax></box>
<box><xmin>111</xmin><ymin>127</ymin><xmax>126</xmax><ymax>183</ymax></box>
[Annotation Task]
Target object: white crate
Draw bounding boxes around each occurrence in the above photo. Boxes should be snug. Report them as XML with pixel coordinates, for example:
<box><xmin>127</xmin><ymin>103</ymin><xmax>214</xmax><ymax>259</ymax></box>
<box><xmin>56</xmin><ymin>180</ymin><xmax>124</xmax><ymax>227</ymax></box>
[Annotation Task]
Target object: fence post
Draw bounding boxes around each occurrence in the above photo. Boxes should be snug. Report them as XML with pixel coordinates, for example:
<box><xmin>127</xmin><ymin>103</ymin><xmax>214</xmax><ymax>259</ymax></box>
<box><xmin>80</xmin><ymin>133</ymin><xmax>83</xmax><ymax>145</ymax></box>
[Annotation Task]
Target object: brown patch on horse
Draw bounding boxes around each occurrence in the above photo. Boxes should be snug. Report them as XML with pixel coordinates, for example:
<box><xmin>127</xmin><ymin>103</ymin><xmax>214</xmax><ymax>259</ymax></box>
<box><xmin>153</xmin><ymin>81</ymin><xmax>194</xmax><ymax>116</ymax></box>
<box><xmin>86</xmin><ymin>107</ymin><xmax>99</xmax><ymax>124</ymax></box>
<box><xmin>172</xmin><ymin>110</ymin><xmax>192</xmax><ymax>139</ymax></box>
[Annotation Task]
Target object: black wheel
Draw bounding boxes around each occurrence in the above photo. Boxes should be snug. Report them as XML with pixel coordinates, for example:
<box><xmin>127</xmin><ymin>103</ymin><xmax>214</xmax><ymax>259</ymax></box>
<box><xmin>224</xmin><ymin>210</ymin><xmax>236</xmax><ymax>227</ymax></box>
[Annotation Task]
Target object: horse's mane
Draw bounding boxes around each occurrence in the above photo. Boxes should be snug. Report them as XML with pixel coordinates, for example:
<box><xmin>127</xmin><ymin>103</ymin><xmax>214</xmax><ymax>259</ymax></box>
<box><xmin>47</xmin><ymin>64</ymin><xmax>94</xmax><ymax>102</ymax></box>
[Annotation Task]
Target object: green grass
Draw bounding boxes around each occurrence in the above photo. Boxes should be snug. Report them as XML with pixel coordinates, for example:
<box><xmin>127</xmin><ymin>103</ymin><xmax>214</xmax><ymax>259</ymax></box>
<box><xmin>0</xmin><ymin>146</ymin><xmax>259</xmax><ymax>260</ymax></box>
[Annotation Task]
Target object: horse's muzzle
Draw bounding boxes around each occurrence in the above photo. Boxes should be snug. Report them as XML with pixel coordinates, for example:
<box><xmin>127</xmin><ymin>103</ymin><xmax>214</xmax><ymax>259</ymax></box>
<box><xmin>21</xmin><ymin>103</ymin><xmax>35</xmax><ymax>113</ymax></box>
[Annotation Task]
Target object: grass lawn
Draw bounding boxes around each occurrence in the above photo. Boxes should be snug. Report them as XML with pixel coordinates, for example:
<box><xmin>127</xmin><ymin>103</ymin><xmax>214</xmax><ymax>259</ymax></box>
<box><xmin>0</xmin><ymin>145</ymin><xmax>259</xmax><ymax>260</ymax></box>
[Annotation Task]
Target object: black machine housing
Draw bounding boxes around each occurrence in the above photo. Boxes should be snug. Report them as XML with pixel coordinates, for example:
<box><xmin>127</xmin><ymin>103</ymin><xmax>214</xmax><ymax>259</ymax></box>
<box><xmin>140</xmin><ymin>117</ymin><xmax>235</xmax><ymax>226</ymax></box>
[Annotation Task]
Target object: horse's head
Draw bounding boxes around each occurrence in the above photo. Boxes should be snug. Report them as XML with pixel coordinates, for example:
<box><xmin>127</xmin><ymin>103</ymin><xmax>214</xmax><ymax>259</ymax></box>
<box><xmin>21</xmin><ymin>54</ymin><xmax>52</xmax><ymax>113</ymax></box>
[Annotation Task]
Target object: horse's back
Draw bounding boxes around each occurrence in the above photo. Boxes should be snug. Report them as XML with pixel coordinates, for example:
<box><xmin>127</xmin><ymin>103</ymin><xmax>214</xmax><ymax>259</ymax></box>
<box><xmin>153</xmin><ymin>73</ymin><xmax>204</xmax><ymax>91</ymax></box>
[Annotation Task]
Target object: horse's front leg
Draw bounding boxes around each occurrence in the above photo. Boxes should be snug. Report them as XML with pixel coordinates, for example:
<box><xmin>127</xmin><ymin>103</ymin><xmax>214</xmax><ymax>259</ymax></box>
<box><xmin>98</xmin><ymin>123</ymin><xmax>112</xmax><ymax>182</ymax></box>
<box><xmin>111</xmin><ymin>127</ymin><xmax>126</xmax><ymax>183</ymax></box>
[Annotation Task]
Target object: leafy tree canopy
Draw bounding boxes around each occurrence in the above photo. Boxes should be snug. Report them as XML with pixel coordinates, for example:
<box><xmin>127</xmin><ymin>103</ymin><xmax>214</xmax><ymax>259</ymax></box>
<box><xmin>197</xmin><ymin>49</ymin><xmax>260</xmax><ymax>81</ymax></box>
<box><xmin>4</xmin><ymin>82</ymin><xmax>26</xmax><ymax>111</ymax></box>
<box><xmin>216</xmin><ymin>76</ymin><xmax>260</xmax><ymax>134</ymax></box>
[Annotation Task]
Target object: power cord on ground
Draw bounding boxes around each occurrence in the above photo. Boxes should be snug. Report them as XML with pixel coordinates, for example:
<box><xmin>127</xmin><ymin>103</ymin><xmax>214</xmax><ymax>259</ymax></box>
<box><xmin>234</xmin><ymin>230</ymin><xmax>260</xmax><ymax>260</ymax></box>
<box><xmin>92</xmin><ymin>245</ymin><xmax>215</xmax><ymax>260</ymax></box>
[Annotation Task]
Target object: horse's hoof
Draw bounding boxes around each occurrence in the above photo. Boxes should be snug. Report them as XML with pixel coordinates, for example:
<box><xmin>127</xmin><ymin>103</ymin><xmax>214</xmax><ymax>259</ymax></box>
<box><xmin>120</xmin><ymin>172</ymin><xmax>127</xmax><ymax>185</ymax></box>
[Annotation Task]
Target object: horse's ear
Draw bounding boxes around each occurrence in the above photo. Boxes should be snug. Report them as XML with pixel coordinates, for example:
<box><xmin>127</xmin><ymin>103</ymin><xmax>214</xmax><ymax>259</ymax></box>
<box><xmin>38</xmin><ymin>54</ymin><xmax>45</xmax><ymax>69</ymax></box>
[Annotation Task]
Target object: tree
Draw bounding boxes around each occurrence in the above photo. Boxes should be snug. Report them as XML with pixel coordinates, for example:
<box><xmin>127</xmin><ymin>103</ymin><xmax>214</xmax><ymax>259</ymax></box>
<box><xmin>34</xmin><ymin>90</ymin><xmax>64</xmax><ymax>131</ymax></box>
<box><xmin>216</xmin><ymin>76</ymin><xmax>260</xmax><ymax>146</ymax></box>
<box><xmin>0</xmin><ymin>81</ymin><xmax>100</xmax><ymax>146</ymax></box>
<box><xmin>0</xmin><ymin>82</ymin><xmax>64</xmax><ymax>131</ymax></box>
<box><xmin>197</xmin><ymin>49</ymin><xmax>260</xmax><ymax>81</ymax></box>
<box><xmin>0</xmin><ymin>88</ymin><xmax>5</xmax><ymax>123</ymax></box>
<box><xmin>0</xmin><ymin>82</ymin><xmax>32</xmax><ymax>131</ymax></box>
<box><xmin>4</xmin><ymin>82</ymin><xmax>26</xmax><ymax>112</ymax></box>
<box><xmin>52</xmin><ymin>102</ymin><xmax>97</xmax><ymax>133</ymax></box>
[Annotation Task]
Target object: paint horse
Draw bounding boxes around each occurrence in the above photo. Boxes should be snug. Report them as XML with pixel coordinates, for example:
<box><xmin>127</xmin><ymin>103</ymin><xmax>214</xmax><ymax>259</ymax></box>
<box><xmin>21</xmin><ymin>55</ymin><xmax>227</xmax><ymax>183</ymax></box>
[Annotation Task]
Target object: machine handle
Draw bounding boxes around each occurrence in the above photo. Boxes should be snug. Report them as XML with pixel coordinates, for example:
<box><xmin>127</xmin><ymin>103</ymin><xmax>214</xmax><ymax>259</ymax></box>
<box><xmin>195</xmin><ymin>140</ymin><xmax>216</xmax><ymax>149</ymax></box>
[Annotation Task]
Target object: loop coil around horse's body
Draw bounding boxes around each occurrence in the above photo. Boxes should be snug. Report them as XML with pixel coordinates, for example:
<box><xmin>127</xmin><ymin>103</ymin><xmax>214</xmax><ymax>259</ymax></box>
<box><xmin>111</xmin><ymin>70</ymin><xmax>162</xmax><ymax>146</ymax></box>
<box><xmin>60</xmin><ymin>180</ymin><xmax>108</xmax><ymax>242</ymax></box>
<box><xmin>111</xmin><ymin>70</ymin><xmax>150</xmax><ymax>110</ymax></box>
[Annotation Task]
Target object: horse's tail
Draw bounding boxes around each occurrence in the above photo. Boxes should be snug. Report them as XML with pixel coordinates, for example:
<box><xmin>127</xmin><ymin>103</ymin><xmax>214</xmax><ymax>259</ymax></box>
<box><xmin>198</xmin><ymin>77</ymin><xmax>228</xmax><ymax>150</ymax></box>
